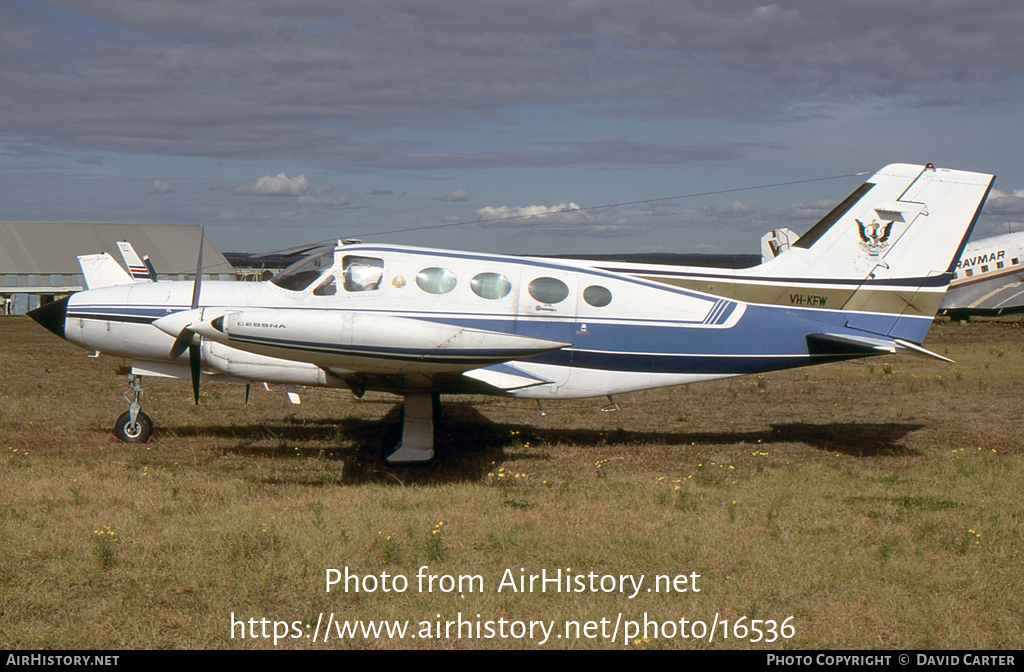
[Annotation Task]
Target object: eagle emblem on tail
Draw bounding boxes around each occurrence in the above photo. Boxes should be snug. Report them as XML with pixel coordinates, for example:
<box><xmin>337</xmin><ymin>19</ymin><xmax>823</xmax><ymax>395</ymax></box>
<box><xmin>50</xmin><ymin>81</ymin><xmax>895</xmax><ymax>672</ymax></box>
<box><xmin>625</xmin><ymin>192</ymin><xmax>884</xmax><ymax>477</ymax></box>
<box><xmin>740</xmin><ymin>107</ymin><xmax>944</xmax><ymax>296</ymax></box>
<box><xmin>856</xmin><ymin>218</ymin><xmax>894</xmax><ymax>256</ymax></box>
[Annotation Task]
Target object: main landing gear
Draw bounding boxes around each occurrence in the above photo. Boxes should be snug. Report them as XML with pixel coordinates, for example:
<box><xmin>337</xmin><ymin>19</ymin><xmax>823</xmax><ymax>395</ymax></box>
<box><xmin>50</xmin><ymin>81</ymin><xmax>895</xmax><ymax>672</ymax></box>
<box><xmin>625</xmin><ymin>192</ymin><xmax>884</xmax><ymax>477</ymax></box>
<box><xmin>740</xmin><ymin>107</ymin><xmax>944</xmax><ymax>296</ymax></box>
<box><xmin>114</xmin><ymin>374</ymin><xmax>153</xmax><ymax>443</ymax></box>
<box><xmin>108</xmin><ymin>374</ymin><xmax>439</xmax><ymax>460</ymax></box>
<box><xmin>385</xmin><ymin>393</ymin><xmax>439</xmax><ymax>464</ymax></box>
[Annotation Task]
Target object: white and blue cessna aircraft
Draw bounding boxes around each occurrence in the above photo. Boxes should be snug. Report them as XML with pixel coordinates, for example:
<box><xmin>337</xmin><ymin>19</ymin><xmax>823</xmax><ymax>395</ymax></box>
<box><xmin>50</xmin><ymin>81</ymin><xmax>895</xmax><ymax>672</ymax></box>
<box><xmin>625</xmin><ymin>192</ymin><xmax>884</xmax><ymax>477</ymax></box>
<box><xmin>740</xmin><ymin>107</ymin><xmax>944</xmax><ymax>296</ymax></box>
<box><xmin>28</xmin><ymin>163</ymin><xmax>994</xmax><ymax>462</ymax></box>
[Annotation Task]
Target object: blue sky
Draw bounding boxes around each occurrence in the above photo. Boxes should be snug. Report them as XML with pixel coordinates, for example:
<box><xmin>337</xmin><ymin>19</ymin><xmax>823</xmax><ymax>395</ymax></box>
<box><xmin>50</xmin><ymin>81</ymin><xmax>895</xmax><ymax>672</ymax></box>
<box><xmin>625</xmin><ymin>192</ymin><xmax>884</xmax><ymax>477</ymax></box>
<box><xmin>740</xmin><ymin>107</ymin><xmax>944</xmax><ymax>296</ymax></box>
<box><xmin>2</xmin><ymin>1</ymin><xmax>1023</xmax><ymax>255</ymax></box>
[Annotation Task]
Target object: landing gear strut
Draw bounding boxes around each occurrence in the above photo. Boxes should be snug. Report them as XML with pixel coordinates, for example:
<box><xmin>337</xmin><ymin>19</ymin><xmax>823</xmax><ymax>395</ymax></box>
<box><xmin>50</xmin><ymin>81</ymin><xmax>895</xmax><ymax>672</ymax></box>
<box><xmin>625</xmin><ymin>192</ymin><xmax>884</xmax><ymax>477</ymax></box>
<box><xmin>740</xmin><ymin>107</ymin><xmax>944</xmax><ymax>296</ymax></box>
<box><xmin>114</xmin><ymin>374</ymin><xmax>153</xmax><ymax>443</ymax></box>
<box><xmin>385</xmin><ymin>393</ymin><xmax>437</xmax><ymax>463</ymax></box>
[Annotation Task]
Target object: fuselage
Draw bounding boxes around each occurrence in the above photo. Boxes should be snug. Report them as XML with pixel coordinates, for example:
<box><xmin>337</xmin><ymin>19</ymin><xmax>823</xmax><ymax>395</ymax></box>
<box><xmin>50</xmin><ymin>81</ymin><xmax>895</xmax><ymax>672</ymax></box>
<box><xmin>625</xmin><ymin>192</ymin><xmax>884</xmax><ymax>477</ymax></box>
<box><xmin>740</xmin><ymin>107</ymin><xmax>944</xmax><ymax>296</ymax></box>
<box><xmin>46</xmin><ymin>242</ymin><xmax>935</xmax><ymax>400</ymax></box>
<box><xmin>941</xmin><ymin>231</ymin><xmax>1024</xmax><ymax>317</ymax></box>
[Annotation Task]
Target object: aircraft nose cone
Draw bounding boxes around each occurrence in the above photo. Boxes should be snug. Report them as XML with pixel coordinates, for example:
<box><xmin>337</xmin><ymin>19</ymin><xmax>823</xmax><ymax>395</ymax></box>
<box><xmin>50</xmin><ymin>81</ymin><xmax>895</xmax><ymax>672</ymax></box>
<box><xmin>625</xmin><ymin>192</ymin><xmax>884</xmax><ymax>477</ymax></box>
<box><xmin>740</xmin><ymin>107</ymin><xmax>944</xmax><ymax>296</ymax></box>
<box><xmin>27</xmin><ymin>296</ymin><xmax>69</xmax><ymax>340</ymax></box>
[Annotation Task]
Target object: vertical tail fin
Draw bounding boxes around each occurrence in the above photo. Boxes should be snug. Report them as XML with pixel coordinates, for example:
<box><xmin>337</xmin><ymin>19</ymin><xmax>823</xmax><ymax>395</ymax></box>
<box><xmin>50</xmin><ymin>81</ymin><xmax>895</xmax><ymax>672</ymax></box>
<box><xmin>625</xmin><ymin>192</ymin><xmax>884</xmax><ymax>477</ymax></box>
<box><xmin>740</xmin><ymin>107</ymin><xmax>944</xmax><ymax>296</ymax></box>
<box><xmin>116</xmin><ymin>241</ymin><xmax>156</xmax><ymax>281</ymax></box>
<box><xmin>751</xmin><ymin>164</ymin><xmax>994</xmax><ymax>343</ymax></box>
<box><xmin>758</xmin><ymin>164</ymin><xmax>994</xmax><ymax>283</ymax></box>
<box><xmin>77</xmin><ymin>253</ymin><xmax>134</xmax><ymax>289</ymax></box>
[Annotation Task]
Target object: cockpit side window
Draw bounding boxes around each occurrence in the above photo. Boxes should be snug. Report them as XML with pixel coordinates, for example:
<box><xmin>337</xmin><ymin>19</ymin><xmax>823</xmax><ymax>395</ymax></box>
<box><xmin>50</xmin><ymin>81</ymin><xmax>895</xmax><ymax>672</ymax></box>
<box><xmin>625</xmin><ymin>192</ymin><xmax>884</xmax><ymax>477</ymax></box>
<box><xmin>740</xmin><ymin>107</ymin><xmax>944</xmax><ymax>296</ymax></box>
<box><xmin>343</xmin><ymin>255</ymin><xmax>384</xmax><ymax>292</ymax></box>
<box><xmin>313</xmin><ymin>275</ymin><xmax>337</xmax><ymax>296</ymax></box>
<box><xmin>270</xmin><ymin>250</ymin><xmax>334</xmax><ymax>292</ymax></box>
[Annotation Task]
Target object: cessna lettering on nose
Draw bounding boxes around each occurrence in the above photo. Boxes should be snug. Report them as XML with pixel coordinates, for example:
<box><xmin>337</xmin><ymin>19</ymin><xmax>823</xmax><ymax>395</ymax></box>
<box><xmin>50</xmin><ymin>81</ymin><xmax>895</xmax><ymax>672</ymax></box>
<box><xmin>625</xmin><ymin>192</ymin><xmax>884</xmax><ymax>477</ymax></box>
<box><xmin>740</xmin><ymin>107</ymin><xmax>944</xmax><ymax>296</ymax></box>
<box><xmin>29</xmin><ymin>164</ymin><xmax>995</xmax><ymax>463</ymax></box>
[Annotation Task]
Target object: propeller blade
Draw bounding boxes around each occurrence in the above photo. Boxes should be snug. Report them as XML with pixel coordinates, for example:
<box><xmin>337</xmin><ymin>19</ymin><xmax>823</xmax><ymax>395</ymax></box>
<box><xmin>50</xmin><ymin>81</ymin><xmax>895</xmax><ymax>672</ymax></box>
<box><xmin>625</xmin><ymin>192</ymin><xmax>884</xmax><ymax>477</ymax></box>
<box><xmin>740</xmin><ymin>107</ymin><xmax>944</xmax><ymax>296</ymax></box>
<box><xmin>169</xmin><ymin>328</ymin><xmax>193</xmax><ymax>360</ymax></box>
<box><xmin>191</xmin><ymin>226</ymin><xmax>204</xmax><ymax>310</ymax></box>
<box><xmin>186</xmin><ymin>227</ymin><xmax>205</xmax><ymax>404</ymax></box>
<box><xmin>189</xmin><ymin>342</ymin><xmax>201</xmax><ymax>405</ymax></box>
<box><xmin>244</xmin><ymin>383</ymin><xmax>250</xmax><ymax>405</ymax></box>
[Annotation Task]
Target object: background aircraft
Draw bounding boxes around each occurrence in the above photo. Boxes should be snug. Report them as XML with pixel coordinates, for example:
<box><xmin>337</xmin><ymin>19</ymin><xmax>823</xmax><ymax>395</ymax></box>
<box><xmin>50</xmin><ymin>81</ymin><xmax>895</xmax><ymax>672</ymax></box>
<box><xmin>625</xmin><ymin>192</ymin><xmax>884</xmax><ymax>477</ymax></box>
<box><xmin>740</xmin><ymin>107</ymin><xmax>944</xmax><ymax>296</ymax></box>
<box><xmin>116</xmin><ymin>241</ymin><xmax>158</xmax><ymax>282</ymax></box>
<box><xmin>78</xmin><ymin>241</ymin><xmax>157</xmax><ymax>290</ymax></box>
<box><xmin>28</xmin><ymin>163</ymin><xmax>994</xmax><ymax>462</ymax></box>
<box><xmin>939</xmin><ymin>231</ymin><xmax>1024</xmax><ymax>321</ymax></box>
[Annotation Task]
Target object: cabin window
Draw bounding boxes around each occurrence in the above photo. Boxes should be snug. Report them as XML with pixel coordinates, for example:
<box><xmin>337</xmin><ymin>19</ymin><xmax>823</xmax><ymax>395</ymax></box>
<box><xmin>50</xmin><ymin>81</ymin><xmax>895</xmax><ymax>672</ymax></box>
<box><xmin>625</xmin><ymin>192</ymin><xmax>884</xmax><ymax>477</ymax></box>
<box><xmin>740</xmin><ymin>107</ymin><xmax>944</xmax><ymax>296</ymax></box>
<box><xmin>470</xmin><ymin>273</ymin><xmax>512</xmax><ymax>300</ymax></box>
<box><xmin>1014</xmin><ymin>258</ymin><xmax>1020</xmax><ymax>265</ymax></box>
<box><xmin>5</xmin><ymin>275</ymin><xmax>18</xmax><ymax>287</ymax></box>
<box><xmin>528</xmin><ymin>277</ymin><xmax>569</xmax><ymax>304</ymax></box>
<box><xmin>343</xmin><ymin>255</ymin><xmax>384</xmax><ymax>292</ymax></box>
<box><xmin>981</xmin><ymin>265</ymin><xmax>989</xmax><ymax>273</ymax></box>
<box><xmin>416</xmin><ymin>267</ymin><xmax>458</xmax><ymax>295</ymax></box>
<box><xmin>997</xmin><ymin>261</ymin><xmax>1004</xmax><ymax>269</ymax></box>
<box><xmin>271</xmin><ymin>250</ymin><xmax>335</xmax><ymax>292</ymax></box>
<box><xmin>313</xmin><ymin>275</ymin><xmax>337</xmax><ymax>296</ymax></box>
<box><xmin>965</xmin><ymin>268</ymin><xmax>974</xmax><ymax>277</ymax></box>
<box><xmin>583</xmin><ymin>285</ymin><xmax>613</xmax><ymax>307</ymax></box>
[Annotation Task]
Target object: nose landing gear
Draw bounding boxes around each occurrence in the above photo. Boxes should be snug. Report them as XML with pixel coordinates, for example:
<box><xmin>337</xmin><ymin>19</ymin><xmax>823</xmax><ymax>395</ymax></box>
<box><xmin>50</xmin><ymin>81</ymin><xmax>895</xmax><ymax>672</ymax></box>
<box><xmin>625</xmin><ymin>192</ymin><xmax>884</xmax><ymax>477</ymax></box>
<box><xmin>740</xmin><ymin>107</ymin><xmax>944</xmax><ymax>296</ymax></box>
<box><xmin>114</xmin><ymin>374</ymin><xmax>153</xmax><ymax>443</ymax></box>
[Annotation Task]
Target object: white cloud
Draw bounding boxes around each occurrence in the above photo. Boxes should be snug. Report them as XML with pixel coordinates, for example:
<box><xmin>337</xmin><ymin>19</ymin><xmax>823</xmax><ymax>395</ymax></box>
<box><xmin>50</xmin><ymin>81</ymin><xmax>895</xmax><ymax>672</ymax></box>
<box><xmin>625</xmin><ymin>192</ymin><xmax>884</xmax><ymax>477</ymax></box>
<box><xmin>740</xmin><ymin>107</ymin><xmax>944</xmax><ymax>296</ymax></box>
<box><xmin>984</xmin><ymin>188</ymin><xmax>1024</xmax><ymax>217</ymax></box>
<box><xmin>235</xmin><ymin>173</ymin><xmax>309</xmax><ymax>197</ymax></box>
<box><xmin>474</xmin><ymin>202</ymin><xmax>648</xmax><ymax>237</ymax></box>
<box><xmin>477</xmin><ymin>202</ymin><xmax>582</xmax><ymax>221</ymax></box>
<box><xmin>437</xmin><ymin>187</ymin><xmax>471</xmax><ymax>202</ymax></box>
<box><xmin>151</xmin><ymin>179</ymin><xmax>173</xmax><ymax>194</ymax></box>
<box><xmin>974</xmin><ymin>187</ymin><xmax>1024</xmax><ymax>238</ymax></box>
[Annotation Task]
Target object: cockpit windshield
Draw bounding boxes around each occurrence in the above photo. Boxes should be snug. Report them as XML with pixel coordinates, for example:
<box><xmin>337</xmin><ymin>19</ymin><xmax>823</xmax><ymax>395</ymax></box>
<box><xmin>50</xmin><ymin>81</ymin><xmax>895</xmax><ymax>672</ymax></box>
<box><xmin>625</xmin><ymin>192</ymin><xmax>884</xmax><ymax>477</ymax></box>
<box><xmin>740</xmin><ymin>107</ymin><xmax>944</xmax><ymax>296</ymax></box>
<box><xmin>269</xmin><ymin>250</ymin><xmax>335</xmax><ymax>292</ymax></box>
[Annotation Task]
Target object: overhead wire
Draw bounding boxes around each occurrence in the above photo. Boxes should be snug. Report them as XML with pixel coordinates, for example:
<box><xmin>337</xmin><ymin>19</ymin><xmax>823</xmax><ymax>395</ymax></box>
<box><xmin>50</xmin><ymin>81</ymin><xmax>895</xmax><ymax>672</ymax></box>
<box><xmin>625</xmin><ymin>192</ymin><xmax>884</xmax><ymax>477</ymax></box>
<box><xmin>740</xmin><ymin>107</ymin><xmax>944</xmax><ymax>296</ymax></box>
<box><xmin>253</xmin><ymin>170</ymin><xmax>869</xmax><ymax>259</ymax></box>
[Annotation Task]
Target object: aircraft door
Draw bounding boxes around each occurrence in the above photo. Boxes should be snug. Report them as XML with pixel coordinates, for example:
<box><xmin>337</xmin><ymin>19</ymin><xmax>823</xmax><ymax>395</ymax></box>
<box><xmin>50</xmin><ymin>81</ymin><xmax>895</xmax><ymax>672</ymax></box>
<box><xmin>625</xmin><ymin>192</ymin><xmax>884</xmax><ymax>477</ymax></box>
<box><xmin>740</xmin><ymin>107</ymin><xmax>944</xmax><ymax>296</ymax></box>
<box><xmin>515</xmin><ymin>269</ymin><xmax>578</xmax><ymax>386</ymax></box>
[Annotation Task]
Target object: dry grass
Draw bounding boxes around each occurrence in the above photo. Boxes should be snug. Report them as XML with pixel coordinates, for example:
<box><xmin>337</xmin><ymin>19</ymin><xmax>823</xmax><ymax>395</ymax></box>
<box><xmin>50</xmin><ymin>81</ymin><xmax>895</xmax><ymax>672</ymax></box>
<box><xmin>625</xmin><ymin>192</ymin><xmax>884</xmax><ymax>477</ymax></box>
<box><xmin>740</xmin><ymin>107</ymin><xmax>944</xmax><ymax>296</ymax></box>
<box><xmin>1</xmin><ymin>316</ymin><xmax>1023</xmax><ymax>649</ymax></box>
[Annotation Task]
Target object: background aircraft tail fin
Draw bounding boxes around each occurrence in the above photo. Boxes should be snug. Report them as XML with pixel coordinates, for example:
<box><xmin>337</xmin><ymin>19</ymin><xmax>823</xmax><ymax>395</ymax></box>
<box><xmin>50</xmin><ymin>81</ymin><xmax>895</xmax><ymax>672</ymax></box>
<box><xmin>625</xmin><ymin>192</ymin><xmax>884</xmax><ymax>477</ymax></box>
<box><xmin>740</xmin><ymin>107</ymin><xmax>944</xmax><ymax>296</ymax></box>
<box><xmin>116</xmin><ymin>241</ymin><xmax>156</xmax><ymax>281</ymax></box>
<box><xmin>77</xmin><ymin>253</ymin><xmax>134</xmax><ymax>290</ymax></box>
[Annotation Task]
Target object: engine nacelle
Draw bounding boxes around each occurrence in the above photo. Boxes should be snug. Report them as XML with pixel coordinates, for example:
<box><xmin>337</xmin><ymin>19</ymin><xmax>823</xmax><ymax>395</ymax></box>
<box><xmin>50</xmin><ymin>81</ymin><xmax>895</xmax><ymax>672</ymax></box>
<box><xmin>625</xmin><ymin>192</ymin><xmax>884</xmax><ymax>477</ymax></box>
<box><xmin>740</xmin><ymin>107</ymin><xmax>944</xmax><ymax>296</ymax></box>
<box><xmin>202</xmin><ymin>340</ymin><xmax>350</xmax><ymax>387</ymax></box>
<box><xmin>189</xmin><ymin>309</ymin><xmax>567</xmax><ymax>375</ymax></box>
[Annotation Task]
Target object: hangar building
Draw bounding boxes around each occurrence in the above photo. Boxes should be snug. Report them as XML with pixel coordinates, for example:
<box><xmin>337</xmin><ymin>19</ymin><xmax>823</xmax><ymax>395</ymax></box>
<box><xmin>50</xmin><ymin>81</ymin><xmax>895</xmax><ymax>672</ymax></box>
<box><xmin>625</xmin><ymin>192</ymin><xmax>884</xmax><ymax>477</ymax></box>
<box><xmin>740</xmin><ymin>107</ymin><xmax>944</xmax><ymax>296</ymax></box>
<box><xmin>1</xmin><ymin>222</ymin><xmax>231</xmax><ymax>315</ymax></box>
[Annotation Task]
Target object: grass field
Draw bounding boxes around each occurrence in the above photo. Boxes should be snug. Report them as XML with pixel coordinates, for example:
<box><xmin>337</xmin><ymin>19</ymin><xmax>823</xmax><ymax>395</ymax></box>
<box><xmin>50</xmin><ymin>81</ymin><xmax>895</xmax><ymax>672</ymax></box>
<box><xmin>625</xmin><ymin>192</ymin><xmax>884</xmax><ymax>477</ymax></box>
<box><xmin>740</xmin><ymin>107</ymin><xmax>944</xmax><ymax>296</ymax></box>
<box><xmin>2</xmin><ymin>316</ymin><xmax>1023</xmax><ymax>649</ymax></box>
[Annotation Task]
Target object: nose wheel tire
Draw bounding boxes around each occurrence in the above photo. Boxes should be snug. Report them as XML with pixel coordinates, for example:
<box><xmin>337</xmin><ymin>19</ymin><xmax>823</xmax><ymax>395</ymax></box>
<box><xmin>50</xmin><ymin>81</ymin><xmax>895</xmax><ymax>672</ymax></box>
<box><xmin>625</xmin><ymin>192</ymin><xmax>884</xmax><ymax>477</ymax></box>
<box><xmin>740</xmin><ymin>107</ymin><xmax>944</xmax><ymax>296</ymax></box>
<box><xmin>114</xmin><ymin>411</ymin><xmax>153</xmax><ymax>443</ymax></box>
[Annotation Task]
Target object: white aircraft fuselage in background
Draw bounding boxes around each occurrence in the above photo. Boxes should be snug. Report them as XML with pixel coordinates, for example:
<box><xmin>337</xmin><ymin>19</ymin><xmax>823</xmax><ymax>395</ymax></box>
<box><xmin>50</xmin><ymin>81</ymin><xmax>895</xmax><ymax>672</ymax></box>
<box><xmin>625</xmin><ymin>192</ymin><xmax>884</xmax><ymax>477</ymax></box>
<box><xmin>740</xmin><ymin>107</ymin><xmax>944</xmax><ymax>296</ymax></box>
<box><xmin>941</xmin><ymin>231</ymin><xmax>1024</xmax><ymax>319</ymax></box>
<box><xmin>28</xmin><ymin>164</ymin><xmax>996</xmax><ymax>462</ymax></box>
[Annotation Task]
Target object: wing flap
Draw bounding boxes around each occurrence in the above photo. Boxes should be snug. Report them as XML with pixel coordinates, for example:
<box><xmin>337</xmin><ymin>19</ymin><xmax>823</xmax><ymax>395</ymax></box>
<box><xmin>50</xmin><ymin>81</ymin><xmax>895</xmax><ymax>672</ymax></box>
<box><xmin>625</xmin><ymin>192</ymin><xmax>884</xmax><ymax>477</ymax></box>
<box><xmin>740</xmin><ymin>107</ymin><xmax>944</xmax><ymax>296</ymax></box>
<box><xmin>462</xmin><ymin>363</ymin><xmax>554</xmax><ymax>391</ymax></box>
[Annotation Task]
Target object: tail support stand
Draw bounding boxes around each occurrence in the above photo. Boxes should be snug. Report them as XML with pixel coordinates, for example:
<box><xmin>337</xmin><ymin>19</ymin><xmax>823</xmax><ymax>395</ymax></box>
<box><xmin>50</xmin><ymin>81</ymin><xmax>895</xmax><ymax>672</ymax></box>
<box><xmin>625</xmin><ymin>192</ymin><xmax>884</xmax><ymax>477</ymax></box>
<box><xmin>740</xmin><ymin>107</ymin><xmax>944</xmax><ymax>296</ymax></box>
<box><xmin>386</xmin><ymin>394</ymin><xmax>435</xmax><ymax>463</ymax></box>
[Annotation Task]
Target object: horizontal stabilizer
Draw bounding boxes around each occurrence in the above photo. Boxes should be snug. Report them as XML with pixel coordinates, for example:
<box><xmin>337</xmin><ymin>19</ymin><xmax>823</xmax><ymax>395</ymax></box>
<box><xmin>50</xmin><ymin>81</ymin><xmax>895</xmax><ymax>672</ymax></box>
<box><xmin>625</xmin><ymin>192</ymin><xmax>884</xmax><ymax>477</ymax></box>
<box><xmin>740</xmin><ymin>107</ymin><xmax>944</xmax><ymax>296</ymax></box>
<box><xmin>806</xmin><ymin>333</ymin><xmax>953</xmax><ymax>363</ymax></box>
<box><xmin>462</xmin><ymin>363</ymin><xmax>554</xmax><ymax>391</ymax></box>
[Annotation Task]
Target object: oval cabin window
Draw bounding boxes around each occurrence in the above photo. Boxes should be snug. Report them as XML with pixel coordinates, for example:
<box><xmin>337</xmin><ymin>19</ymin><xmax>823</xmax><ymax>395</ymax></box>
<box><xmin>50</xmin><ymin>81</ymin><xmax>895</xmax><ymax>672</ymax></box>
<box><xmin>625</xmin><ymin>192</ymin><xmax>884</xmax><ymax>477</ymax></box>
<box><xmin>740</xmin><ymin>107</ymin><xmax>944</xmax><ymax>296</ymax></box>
<box><xmin>583</xmin><ymin>285</ymin><xmax>612</xmax><ymax>307</ymax></box>
<box><xmin>470</xmin><ymin>273</ymin><xmax>512</xmax><ymax>300</ymax></box>
<box><xmin>416</xmin><ymin>267</ymin><xmax>458</xmax><ymax>295</ymax></box>
<box><xmin>528</xmin><ymin>277</ymin><xmax>569</xmax><ymax>304</ymax></box>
